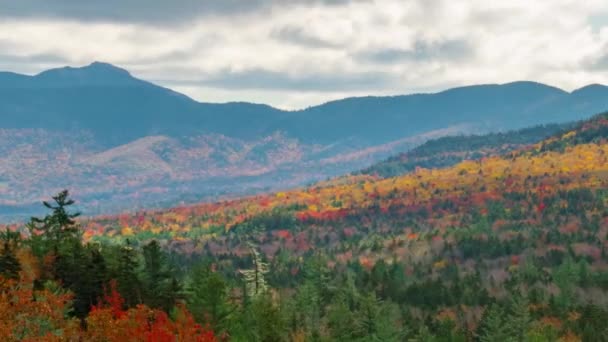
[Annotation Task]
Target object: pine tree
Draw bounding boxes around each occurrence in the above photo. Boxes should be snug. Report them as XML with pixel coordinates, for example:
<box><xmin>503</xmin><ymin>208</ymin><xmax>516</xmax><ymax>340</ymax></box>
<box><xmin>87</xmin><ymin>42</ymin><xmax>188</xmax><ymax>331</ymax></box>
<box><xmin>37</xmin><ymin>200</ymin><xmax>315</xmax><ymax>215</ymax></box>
<box><xmin>142</xmin><ymin>240</ymin><xmax>180</xmax><ymax>312</ymax></box>
<box><xmin>478</xmin><ymin>304</ymin><xmax>513</xmax><ymax>342</ymax></box>
<box><xmin>507</xmin><ymin>294</ymin><xmax>531</xmax><ymax>341</ymax></box>
<box><xmin>354</xmin><ymin>293</ymin><xmax>404</xmax><ymax>341</ymax></box>
<box><xmin>56</xmin><ymin>241</ymin><xmax>108</xmax><ymax>320</ymax></box>
<box><xmin>294</xmin><ymin>281</ymin><xmax>322</xmax><ymax>339</ymax></box>
<box><xmin>240</xmin><ymin>294</ymin><xmax>286</xmax><ymax>342</ymax></box>
<box><xmin>327</xmin><ymin>295</ymin><xmax>356</xmax><ymax>341</ymax></box>
<box><xmin>27</xmin><ymin>190</ymin><xmax>81</xmax><ymax>251</ymax></box>
<box><xmin>187</xmin><ymin>263</ymin><xmax>232</xmax><ymax>334</ymax></box>
<box><xmin>26</xmin><ymin>190</ymin><xmax>83</xmax><ymax>288</ymax></box>
<box><xmin>0</xmin><ymin>229</ymin><xmax>21</xmax><ymax>279</ymax></box>
<box><xmin>116</xmin><ymin>239</ymin><xmax>142</xmax><ymax>308</ymax></box>
<box><xmin>553</xmin><ymin>255</ymin><xmax>580</xmax><ymax>309</ymax></box>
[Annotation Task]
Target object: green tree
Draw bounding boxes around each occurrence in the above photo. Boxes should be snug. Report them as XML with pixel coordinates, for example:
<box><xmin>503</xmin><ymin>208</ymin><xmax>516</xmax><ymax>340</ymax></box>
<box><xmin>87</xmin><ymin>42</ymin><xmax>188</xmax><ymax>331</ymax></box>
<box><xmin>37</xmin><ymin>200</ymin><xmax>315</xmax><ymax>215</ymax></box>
<box><xmin>293</xmin><ymin>281</ymin><xmax>322</xmax><ymax>340</ymax></box>
<box><xmin>234</xmin><ymin>294</ymin><xmax>286</xmax><ymax>342</ymax></box>
<box><xmin>354</xmin><ymin>293</ymin><xmax>404</xmax><ymax>341</ymax></box>
<box><xmin>507</xmin><ymin>295</ymin><xmax>531</xmax><ymax>342</ymax></box>
<box><xmin>0</xmin><ymin>229</ymin><xmax>21</xmax><ymax>279</ymax></box>
<box><xmin>553</xmin><ymin>256</ymin><xmax>580</xmax><ymax>309</ymax></box>
<box><xmin>327</xmin><ymin>295</ymin><xmax>357</xmax><ymax>341</ymax></box>
<box><xmin>478</xmin><ymin>304</ymin><xmax>513</xmax><ymax>342</ymax></box>
<box><xmin>27</xmin><ymin>190</ymin><xmax>81</xmax><ymax>256</ymax></box>
<box><xmin>115</xmin><ymin>239</ymin><xmax>142</xmax><ymax>308</ymax></box>
<box><xmin>187</xmin><ymin>263</ymin><xmax>233</xmax><ymax>333</ymax></box>
<box><xmin>142</xmin><ymin>240</ymin><xmax>181</xmax><ymax>312</ymax></box>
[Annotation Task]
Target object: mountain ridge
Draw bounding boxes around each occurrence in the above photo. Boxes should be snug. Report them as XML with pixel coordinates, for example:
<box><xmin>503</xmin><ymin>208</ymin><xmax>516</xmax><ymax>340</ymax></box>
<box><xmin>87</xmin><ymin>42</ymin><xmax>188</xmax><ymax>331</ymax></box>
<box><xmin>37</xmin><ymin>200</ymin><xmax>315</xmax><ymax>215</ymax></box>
<box><xmin>2</xmin><ymin>62</ymin><xmax>601</xmax><ymax>104</ymax></box>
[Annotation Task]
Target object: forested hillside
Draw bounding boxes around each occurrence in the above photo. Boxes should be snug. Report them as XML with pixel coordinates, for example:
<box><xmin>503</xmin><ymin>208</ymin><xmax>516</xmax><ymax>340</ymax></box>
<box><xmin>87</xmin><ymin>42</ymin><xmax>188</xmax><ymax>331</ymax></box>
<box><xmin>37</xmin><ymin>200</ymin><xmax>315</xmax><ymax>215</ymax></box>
<box><xmin>2</xmin><ymin>112</ymin><xmax>607</xmax><ymax>340</ymax></box>
<box><xmin>359</xmin><ymin>123</ymin><xmax>570</xmax><ymax>178</ymax></box>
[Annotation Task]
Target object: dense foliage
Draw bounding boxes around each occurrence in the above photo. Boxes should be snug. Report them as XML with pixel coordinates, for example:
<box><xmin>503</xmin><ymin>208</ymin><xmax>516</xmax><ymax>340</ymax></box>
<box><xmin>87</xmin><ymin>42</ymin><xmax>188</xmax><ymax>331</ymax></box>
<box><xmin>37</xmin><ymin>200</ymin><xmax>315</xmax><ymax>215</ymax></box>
<box><xmin>359</xmin><ymin>123</ymin><xmax>570</xmax><ymax>178</ymax></box>
<box><xmin>1</xmin><ymin>192</ymin><xmax>218</xmax><ymax>341</ymax></box>
<box><xmin>1</xmin><ymin>112</ymin><xmax>608</xmax><ymax>340</ymax></box>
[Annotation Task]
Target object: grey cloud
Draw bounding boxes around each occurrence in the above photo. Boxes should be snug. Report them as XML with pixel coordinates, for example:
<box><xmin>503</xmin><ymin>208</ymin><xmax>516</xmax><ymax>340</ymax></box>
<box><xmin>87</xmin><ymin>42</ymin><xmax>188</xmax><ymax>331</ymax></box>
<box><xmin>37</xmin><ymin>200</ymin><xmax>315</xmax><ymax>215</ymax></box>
<box><xmin>467</xmin><ymin>8</ymin><xmax>522</xmax><ymax>27</ymax></box>
<box><xmin>0</xmin><ymin>0</ymin><xmax>364</xmax><ymax>26</ymax></box>
<box><xmin>357</xmin><ymin>39</ymin><xmax>473</xmax><ymax>64</ymax></box>
<box><xmin>585</xmin><ymin>54</ymin><xmax>608</xmax><ymax>71</ymax></box>
<box><xmin>0</xmin><ymin>53</ymin><xmax>68</xmax><ymax>64</ymax></box>
<box><xmin>0</xmin><ymin>53</ymin><xmax>70</xmax><ymax>74</ymax></box>
<box><xmin>271</xmin><ymin>26</ymin><xmax>342</xmax><ymax>48</ymax></box>
<box><xmin>167</xmin><ymin>68</ymin><xmax>396</xmax><ymax>91</ymax></box>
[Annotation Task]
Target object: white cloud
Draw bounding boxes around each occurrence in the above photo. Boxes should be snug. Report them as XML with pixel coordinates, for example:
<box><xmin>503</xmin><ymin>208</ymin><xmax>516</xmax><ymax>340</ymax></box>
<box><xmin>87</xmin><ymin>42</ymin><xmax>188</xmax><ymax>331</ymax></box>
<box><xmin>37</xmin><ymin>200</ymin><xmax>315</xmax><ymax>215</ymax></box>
<box><xmin>0</xmin><ymin>0</ymin><xmax>607</xmax><ymax>109</ymax></box>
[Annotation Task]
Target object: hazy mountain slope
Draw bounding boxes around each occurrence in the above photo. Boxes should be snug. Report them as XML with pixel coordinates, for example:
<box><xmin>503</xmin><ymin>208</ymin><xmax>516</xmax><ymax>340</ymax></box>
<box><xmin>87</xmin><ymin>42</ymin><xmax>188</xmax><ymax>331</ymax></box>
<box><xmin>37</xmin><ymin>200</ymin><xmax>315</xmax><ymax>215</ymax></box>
<box><xmin>0</xmin><ymin>62</ymin><xmax>287</xmax><ymax>145</ymax></box>
<box><xmin>2</xmin><ymin>63</ymin><xmax>607</xmax><ymax>146</ymax></box>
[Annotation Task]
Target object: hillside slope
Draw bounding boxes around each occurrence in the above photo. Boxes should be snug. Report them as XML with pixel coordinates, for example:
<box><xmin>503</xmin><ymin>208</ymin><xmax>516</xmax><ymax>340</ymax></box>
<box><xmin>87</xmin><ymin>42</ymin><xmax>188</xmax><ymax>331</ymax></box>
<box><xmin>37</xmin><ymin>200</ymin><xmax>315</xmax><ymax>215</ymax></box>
<box><xmin>74</xmin><ymin>112</ymin><xmax>608</xmax><ymax>252</ymax></box>
<box><xmin>358</xmin><ymin>123</ymin><xmax>571</xmax><ymax>178</ymax></box>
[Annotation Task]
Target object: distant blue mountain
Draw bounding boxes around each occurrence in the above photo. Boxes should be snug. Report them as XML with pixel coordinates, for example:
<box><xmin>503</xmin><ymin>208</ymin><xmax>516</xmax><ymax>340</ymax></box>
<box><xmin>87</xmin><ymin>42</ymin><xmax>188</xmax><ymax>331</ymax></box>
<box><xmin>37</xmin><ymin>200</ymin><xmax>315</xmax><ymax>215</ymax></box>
<box><xmin>1</xmin><ymin>62</ymin><xmax>607</xmax><ymax>147</ymax></box>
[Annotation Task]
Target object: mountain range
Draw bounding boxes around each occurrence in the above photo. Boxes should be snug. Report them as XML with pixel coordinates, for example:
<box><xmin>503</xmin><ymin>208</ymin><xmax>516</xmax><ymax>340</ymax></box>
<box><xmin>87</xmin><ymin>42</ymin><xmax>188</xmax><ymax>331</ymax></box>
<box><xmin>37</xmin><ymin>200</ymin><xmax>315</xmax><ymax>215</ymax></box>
<box><xmin>1</xmin><ymin>62</ymin><xmax>608</xmax><ymax>220</ymax></box>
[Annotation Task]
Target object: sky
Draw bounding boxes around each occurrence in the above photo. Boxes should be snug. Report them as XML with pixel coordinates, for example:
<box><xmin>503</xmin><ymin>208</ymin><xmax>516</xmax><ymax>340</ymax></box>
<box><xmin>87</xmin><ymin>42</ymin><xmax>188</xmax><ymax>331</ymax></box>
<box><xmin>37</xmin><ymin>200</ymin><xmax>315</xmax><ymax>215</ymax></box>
<box><xmin>1</xmin><ymin>0</ymin><xmax>608</xmax><ymax>109</ymax></box>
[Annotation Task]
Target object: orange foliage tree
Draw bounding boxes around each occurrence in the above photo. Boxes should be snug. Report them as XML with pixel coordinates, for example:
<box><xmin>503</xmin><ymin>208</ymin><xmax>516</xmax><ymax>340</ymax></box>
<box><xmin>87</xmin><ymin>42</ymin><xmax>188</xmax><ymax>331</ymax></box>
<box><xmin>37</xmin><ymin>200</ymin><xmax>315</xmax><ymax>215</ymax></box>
<box><xmin>84</xmin><ymin>279</ymin><xmax>218</xmax><ymax>342</ymax></box>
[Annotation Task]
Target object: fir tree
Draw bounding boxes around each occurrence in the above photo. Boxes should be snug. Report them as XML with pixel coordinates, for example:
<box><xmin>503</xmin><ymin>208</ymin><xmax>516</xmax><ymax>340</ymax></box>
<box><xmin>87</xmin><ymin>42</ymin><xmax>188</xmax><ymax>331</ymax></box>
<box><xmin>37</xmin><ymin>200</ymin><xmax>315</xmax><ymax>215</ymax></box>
<box><xmin>187</xmin><ymin>263</ymin><xmax>233</xmax><ymax>334</ymax></box>
<box><xmin>142</xmin><ymin>240</ymin><xmax>181</xmax><ymax>312</ymax></box>
<box><xmin>478</xmin><ymin>304</ymin><xmax>513</xmax><ymax>342</ymax></box>
<box><xmin>27</xmin><ymin>190</ymin><xmax>81</xmax><ymax>253</ymax></box>
<box><xmin>116</xmin><ymin>239</ymin><xmax>142</xmax><ymax>308</ymax></box>
<box><xmin>507</xmin><ymin>294</ymin><xmax>531</xmax><ymax>341</ymax></box>
<box><xmin>0</xmin><ymin>229</ymin><xmax>21</xmax><ymax>279</ymax></box>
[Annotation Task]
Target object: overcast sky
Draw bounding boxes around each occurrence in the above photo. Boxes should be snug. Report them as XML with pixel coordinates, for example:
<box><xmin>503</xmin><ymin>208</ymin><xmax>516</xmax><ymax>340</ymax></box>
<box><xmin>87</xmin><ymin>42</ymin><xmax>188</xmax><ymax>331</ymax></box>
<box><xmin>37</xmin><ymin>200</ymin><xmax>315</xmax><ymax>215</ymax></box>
<box><xmin>1</xmin><ymin>0</ymin><xmax>608</xmax><ymax>109</ymax></box>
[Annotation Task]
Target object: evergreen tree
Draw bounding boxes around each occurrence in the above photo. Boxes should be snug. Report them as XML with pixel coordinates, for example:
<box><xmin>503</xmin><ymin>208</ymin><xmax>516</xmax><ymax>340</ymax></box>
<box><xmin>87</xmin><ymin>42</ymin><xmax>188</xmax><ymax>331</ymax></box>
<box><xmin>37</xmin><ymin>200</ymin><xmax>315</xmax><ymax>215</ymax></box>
<box><xmin>327</xmin><ymin>295</ymin><xmax>357</xmax><ymax>341</ymax></box>
<box><xmin>354</xmin><ymin>293</ymin><xmax>404</xmax><ymax>341</ymax></box>
<box><xmin>27</xmin><ymin>190</ymin><xmax>81</xmax><ymax>255</ymax></box>
<box><xmin>26</xmin><ymin>190</ymin><xmax>82</xmax><ymax>284</ymax></box>
<box><xmin>238</xmin><ymin>294</ymin><xmax>286</xmax><ymax>342</ymax></box>
<box><xmin>0</xmin><ymin>229</ymin><xmax>21</xmax><ymax>279</ymax></box>
<box><xmin>116</xmin><ymin>239</ymin><xmax>142</xmax><ymax>308</ymax></box>
<box><xmin>187</xmin><ymin>263</ymin><xmax>233</xmax><ymax>334</ymax></box>
<box><xmin>478</xmin><ymin>304</ymin><xmax>513</xmax><ymax>342</ymax></box>
<box><xmin>507</xmin><ymin>294</ymin><xmax>531</xmax><ymax>341</ymax></box>
<box><xmin>142</xmin><ymin>240</ymin><xmax>181</xmax><ymax>312</ymax></box>
<box><xmin>294</xmin><ymin>281</ymin><xmax>322</xmax><ymax>340</ymax></box>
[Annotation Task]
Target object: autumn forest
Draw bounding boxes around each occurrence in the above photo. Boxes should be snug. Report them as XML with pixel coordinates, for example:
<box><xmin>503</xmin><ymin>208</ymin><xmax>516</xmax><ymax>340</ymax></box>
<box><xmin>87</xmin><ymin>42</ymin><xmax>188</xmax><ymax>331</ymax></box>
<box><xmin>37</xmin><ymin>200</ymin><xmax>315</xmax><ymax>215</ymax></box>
<box><xmin>0</xmin><ymin>110</ymin><xmax>606</xmax><ymax>341</ymax></box>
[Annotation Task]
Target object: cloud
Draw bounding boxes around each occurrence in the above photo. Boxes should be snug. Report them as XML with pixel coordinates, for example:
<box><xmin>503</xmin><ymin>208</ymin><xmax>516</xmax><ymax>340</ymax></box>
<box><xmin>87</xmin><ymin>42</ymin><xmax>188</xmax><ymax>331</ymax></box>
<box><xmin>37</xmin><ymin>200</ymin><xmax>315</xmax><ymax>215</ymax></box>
<box><xmin>0</xmin><ymin>0</ymin><xmax>607</xmax><ymax>109</ymax></box>
<box><xmin>584</xmin><ymin>50</ymin><xmax>608</xmax><ymax>70</ymax></box>
<box><xmin>356</xmin><ymin>38</ymin><xmax>473</xmax><ymax>64</ymax></box>
<box><xmin>0</xmin><ymin>0</ymin><xmax>364</xmax><ymax>25</ymax></box>
<box><xmin>0</xmin><ymin>53</ymin><xmax>68</xmax><ymax>64</ymax></box>
<box><xmin>271</xmin><ymin>25</ymin><xmax>342</xmax><ymax>48</ymax></box>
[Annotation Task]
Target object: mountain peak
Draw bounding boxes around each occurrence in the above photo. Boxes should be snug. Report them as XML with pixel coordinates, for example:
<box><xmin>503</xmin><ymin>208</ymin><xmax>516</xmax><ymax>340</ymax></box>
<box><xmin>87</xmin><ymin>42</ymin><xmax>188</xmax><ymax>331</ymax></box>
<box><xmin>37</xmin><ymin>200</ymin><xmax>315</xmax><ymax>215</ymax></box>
<box><xmin>33</xmin><ymin>61</ymin><xmax>139</xmax><ymax>87</ymax></box>
<box><xmin>85</xmin><ymin>61</ymin><xmax>131</xmax><ymax>74</ymax></box>
<box><xmin>571</xmin><ymin>83</ymin><xmax>608</xmax><ymax>95</ymax></box>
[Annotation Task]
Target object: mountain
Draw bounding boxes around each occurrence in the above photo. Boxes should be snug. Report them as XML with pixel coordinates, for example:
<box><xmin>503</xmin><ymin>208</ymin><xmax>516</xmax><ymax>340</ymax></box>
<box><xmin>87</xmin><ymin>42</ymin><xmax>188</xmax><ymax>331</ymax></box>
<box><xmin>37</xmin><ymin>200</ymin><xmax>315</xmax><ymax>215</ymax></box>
<box><xmin>0</xmin><ymin>62</ymin><xmax>286</xmax><ymax>145</ymax></box>
<box><xmin>2</xmin><ymin>62</ymin><xmax>608</xmax><ymax>219</ymax></box>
